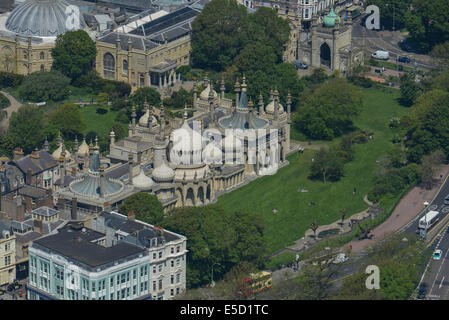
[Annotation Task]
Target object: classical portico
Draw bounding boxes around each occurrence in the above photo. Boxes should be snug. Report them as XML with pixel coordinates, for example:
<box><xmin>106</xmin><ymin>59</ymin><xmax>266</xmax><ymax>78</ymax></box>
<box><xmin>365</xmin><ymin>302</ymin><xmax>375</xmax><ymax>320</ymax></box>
<box><xmin>149</xmin><ymin>59</ymin><xmax>180</xmax><ymax>88</ymax></box>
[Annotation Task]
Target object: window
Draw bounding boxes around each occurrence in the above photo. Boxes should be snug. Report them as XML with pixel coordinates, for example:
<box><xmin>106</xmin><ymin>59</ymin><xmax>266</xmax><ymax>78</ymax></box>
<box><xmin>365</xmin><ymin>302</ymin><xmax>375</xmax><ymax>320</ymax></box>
<box><xmin>153</xmin><ymin>253</ymin><xmax>156</xmax><ymax>259</ymax></box>
<box><xmin>159</xmin><ymin>251</ymin><xmax>162</xmax><ymax>259</ymax></box>
<box><xmin>153</xmin><ymin>281</ymin><xmax>156</xmax><ymax>291</ymax></box>
<box><xmin>158</xmin><ymin>279</ymin><xmax>162</xmax><ymax>290</ymax></box>
<box><xmin>5</xmin><ymin>255</ymin><xmax>11</xmax><ymax>266</ymax></box>
<box><xmin>176</xmin><ymin>288</ymin><xmax>180</xmax><ymax>295</ymax></box>
<box><xmin>133</xmin><ymin>285</ymin><xmax>136</xmax><ymax>295</ymax></box>
<box><xmin>110</xmin><ymin>277</ymin><xmax>114</xmax><ymax>287</ymax></box>
<box><xmin>40</xmin><ymin>51</ymin><xmax>45</xmax><ymax>60</ymax></box>
<box><xmin>176</xmin><ymin>259</ymin><xmax>180</xmax><ymax>267</ymax></box>
<box><xmin>159</xmin><ymin>264</ymin><xmax>162</xmax><ymax>273</ymax></box>
<box><xmin>40</xmin><ymin>65</ymin><xmax>44</xmax><ymax>72</ymax></box>
<box><xmin>171</xmin><ymin>275</ymin><xmax>174</xmax><ymax>284</ymax></box>
<box><xmin>123</xmin><ymin>59</ymin><xmax>128</xmax><ymax>73</ymax></box>
<box><xmin>153</xmin><ymin>266</ymin><xmax>156</xmax><ymax>274</ymax></box>
<box><xmin>92</xmin><ymin>282</ymin><xmax>96</xmax><ymax>292</ymax></box>
<box><xmin>171</xmin><ymin>247</ymin><xmax>174</xmax><ymax>254</ymax></box>
<box><xmin>103</xmin><ymin>53</ymin><xmax>115</xmax><ymax>79</ymax></box>
<box><xmin>133</xmin><ymin>269</ymin><xmax>136</xmax><ymax>279</ymax></box>
<box><xmin>170</xmin><ymin>289</ymin><xmax>174</xmax><ymax>296</ymax></box>
<box><xmin>121</xmin><ymin>274</ymin><xmax>126</xmax><ymax>284</ymax></box>
<box><xmin>176</xmin><ymin>246</ymin><xmax>180</xmax><ymax>253</ymax></box>
<box><xmin>139</xmin><ymin>74</ymin><xmax>145</xmax><ymax>86</ymax></box>
<box><xmin>176</xmin><ymin>274</ymin><xmax>180</xmax><ymax>283</ymax></box>
<box><xmin>171</xmin><ymin>260</ymin><xmax>174</xmax><ymax>268</ymax></box>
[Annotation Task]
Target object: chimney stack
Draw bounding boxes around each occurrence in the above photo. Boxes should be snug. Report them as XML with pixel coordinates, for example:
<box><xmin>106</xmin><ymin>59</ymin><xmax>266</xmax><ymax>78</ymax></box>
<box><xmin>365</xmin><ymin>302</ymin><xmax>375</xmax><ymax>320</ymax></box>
<box><xmin>71</xmin><ymin>197</ymin><xmax>78</xmax><ymax>221</ymax></box>
<box><xmin>128</xmin><ymin>210</ymin><xmax>135</xmax><ymax>221</ymax></box>
<box><xmin>128</xmin><ymin>153</ymin><xmax>133</xmax><ymax>185</ymax></box>
<box><xmin>13</xmin><ymin>148</ymin><xmax>24</xmax><ymax>161</ymax></box>
<box><xmin>25</xmin><ymin>168</ymin><xmax>32</xmax><ymax>185</ymax></box>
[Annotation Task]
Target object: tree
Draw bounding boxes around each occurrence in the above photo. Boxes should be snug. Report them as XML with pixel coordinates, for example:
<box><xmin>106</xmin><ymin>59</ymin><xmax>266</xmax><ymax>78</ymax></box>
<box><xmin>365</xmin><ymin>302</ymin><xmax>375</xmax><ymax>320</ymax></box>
<box><xmin>310</xmin><ymin>147</ymin><xmax>345</xmax><ymax>183</ymax></box>
<box><xmin>310</xmin><ymin>221</ymin><xmax>319</xmax><ymax>239</ymax></box>
<box><xmin>191</xmin><ymin>0</ymin><xmax>249</xmax><ymax>70</ymax></box>
<box><xmin>430</xmin><ymin>41</ymin><xmax>449</xmax><ymax>68</ymax></box>
<box><xmin>400</xmin><ymin>73</ymin><xmax>422</xmax><ymax>106</ymax></box>
<box><xmin>130</xmin><ymin>87</ymin><xmax>161</xmax><ymax>115</ymax></box>
<box><xmin>111</xmin><ymin>122</ymin><xmax>127</xmax><ymax>141</ymax></box>
<box><xmin>18</xmin><ymin>71</ymin><xmax>70</xmax><ymax>102</ymax></box>
<box><xmin>417</xmin><ymin>150</ymin><xmax>446</xmax><ymax>189</ymax></box>
<box><xmin>97</xmin><ymin>92</ymin><xmax>109</xmax><ymax>107</ymax></box>
<box><xmin>162</xmin><ymin>205</ymin><xmax>266</xmax><ymax>288</ymax></box>
<box><xmin>366</xmin><ymin>0</ymin><xmax>412</xmax><ymax>31</ymax></box>
<box><xmin>7</xmin><ymin>104</ymin><xmax>45</xmax><ymax>153</ymax></box>
<box><xmin>119</xmin><ymin>192</ymin><xmax>164</xmax><ymax>225</ymax></box>
<box><xmin>51</xmin><ymin>30</ymin><xmax>97</xmax><ymax>81</ymax></box>
<box><xmin>49</xmin><ymin>103</ymin><xmax>86</xmax><ymax>140</ymax></box>
<box><xmin>294</xmin><ymin>79</ymin><xmax>363</xmax><ymax>140</ymax></box>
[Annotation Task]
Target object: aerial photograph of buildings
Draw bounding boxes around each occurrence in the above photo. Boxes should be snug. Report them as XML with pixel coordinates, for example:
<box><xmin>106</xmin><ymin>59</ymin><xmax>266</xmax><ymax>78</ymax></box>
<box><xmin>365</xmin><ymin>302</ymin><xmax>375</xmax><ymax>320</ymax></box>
<box><xmin>0</xmin><ymin>0</ymin><xmax>448</xmax><ymax>314</ymax></box>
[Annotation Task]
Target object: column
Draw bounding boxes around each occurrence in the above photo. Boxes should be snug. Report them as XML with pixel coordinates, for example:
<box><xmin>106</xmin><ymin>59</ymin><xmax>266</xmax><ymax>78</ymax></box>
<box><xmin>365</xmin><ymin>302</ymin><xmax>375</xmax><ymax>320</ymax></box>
<box><xmin>159</xmin><ymin>74</ymin><xmax>162</xmax><ymax>89</ymax></box>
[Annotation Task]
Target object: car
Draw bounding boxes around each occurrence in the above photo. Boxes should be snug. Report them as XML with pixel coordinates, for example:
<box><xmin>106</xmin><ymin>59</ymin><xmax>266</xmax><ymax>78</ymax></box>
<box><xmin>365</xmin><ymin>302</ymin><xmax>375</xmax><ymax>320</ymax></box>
<box><xmin>433</xmin><ymin>249</ymin><xmax>442</xmax><ymax>260</ymax></box>
<box><xmin>417</xmin><ymin>284</ymin><xmax>427</xmax><ymax>299</ymax></box>
<box><xmin>292</xmin><ymin>60</ymin><xmax>308</xmax><ymax>70</ymax></box>
<box><xmin>398</xmin><ymin>56</ymin><xmax>410</xmax><ymax>63</ymax></box>
<box><xmin>399</xmin><ymin>39</ymin><xmax>413</xmax><ymax>52</ymax></box>
<box><xmin>6</xmin><ymin>284</ymin><xmax>14</xmax><ymax>292</ymax></box>
<box><xmin>444</xmin><ymin>194</ymin><xmax>449</xmax><ymax>205</ymax></box>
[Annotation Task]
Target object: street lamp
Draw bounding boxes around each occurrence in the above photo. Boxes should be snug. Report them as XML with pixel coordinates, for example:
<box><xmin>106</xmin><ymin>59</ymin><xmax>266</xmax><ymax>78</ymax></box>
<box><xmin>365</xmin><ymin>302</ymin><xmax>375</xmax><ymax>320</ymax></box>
<box><xmin>210</xmin><ymin>262</ymin><xmax>221</xmax><ymax>288</ymax></box>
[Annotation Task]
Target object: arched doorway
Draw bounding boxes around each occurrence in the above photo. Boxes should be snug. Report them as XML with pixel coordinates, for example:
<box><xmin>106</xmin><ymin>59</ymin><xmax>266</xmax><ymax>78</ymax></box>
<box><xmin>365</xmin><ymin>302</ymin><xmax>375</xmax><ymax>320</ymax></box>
<box><xmin>320</xmin><ymin>43</ymin><xmax>331</xmax><ymax>68</ymax></box>
<box><xmin>206</xmin><ymin>184</ymin><xmax>211</xmax><ymax>203</ymax></box>
<box><xmin>185</xmin><ymin>188</ymin><xmax>195</xmax><ymax>206</ymax></box>
<box><xmin>175</xmin><ymin>188</ymin><xmax>183</xmax><ymax>207</ymax></box>
<box><xmin>197</xmin><ymin>187</ymin><xmax>204</xmax><ymax>205</ymax></box>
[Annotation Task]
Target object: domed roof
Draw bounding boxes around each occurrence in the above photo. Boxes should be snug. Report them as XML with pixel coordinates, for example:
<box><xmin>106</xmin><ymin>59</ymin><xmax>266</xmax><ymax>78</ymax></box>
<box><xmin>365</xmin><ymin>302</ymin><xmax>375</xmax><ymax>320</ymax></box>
<box><xmin>265</xmin><ymin>100</ymin><xmax>285</xmax><ymax>115</ymax></box>
<box><xmin>133</xmin><ymin>167</ymin><xmax>154</xmax><ymax>189</ymax></box>
<box><xmin>139</xmin><ymin>107</ymin><xmax>152</xmax><ymax>127</ymax></box>
<box><xmin>69</xmin><ymin>175</ymin><xmax>124</xmax><ymax>198</ymax></box>
<box><xmin>200</xmin><ymin>83</ymin><xmax>218</xmax><ymax>100</ymax></box>
<box><xmin>152</xmin><ymin>162</ymin><xmax>174</xmax><ymax>183</ymax></box>
<box><xmin>6</xmin><ymin>0</ymin><xmax>85</xmax><ymax>37</ymax></box>
<box><xmin>170</xmin><ymin>121</ymin><xmax>203</xmax><ymax>154</ymax></box>
<box><xmin>77</xmin><ymin>138</ymin><xmax>89</xmax><ymax>157</ymax></box>
<box><xmin>52</xmin><ymin>143</ymin><xmax>71</xmax><ymax>161</ymax></box>
<box><xmin>323</xmin><ymin>8</ymin><xmax>340</xmax><ymax>28</ymax></box>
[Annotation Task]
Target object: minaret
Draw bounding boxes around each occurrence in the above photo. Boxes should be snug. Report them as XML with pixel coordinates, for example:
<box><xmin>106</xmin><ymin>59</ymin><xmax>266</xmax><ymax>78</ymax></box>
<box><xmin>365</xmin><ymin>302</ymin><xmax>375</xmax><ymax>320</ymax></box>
<box><xmin>88</xmin><ymin>139</ymin><xmax>94</xmax><ymax>170</ymax></box>
<box><xmin>131</xmin><ymin>105</ymin><xmax>136</xmax><ymax>134</ymax></box>
<box><xmin>258</xmin><ymin>93</ymin><xmax>264</xmax><ymax>116</ymax></box>
<box><xmin>273</xmin><ymin>88</ymin><xmax>279</xmax><ymax>121</ymax></box>
<box><xmin>209</xmin><ymin>80</ymin><xmax>215</xmax><ymax>121</ymax></box>
<box><xmin>110</xmin><ymin>130</ymin><xmax>115</xmax><ymax>147</ymax></box>
<box><xmin>59</xmin><ymin>146</ymin><xmax>66</xmax><ymax>185</ymax></box>
<box><xmin>74</xmin><ymin>136</ymin><xmax>79</xmax><ymax>168</ymax></box>
<box><xmin>43</xmin><ymin>137</ymin><xmax>49</xmax><ymax>152</ymax></box>
<box><xmin>220</xmin><ymin>75</ymin><xmax>225</xmax><ymax>100</ymax></box>
<box><xmin>147</xmin><ymin>106</ymin><xmax>153</xmax><ymax>130</ymax></box>
<box><xmin>183</xmin><ymin>104</ymin><xmax>188</xmax><ymax>122</ymax></box>
<box><xmin>193</xmin><ymin>80</ymin><xmax>198</xmax><ymax>110</ymax></box>
<box><xmin>128</xmin><ymin>153</ymin><xmax>133</xmax><ymax>185</ymax></box>
<box><xmin>160</xmin><ymin>102</ymin><xmax>165</xmax><ymax>138</ymax></box>
<box><xmin>247</xmin><ymin>99</ymin><xmax>254</xmax><ymax>129</ymax></box>
<box><xmin>234</xmin><ymin>78</ymin><xmax>240</xmax><ymax>111</ymax></box>
<box><xmin>241</xmin><ymin>75</ymin><xmax>247</xmax><ymax>93</ymax></box>
<box><xmin>269</xmin><ymin>88</ymin><xmax>274</xmax><ymax>102</ymax></box>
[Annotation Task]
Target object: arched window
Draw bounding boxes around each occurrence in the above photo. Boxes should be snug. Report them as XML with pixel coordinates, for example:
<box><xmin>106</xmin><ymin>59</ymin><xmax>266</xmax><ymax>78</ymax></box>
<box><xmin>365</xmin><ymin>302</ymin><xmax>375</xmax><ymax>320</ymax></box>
<box><xmin>40</xmin><ymin>51</ymin><xmax>45</xmax><ymax>60</ymax></box>
<box><xmin>40</xmin><ymin>65</ymin><xmax>45</xmax><ymax>72</ymax></box>
<box><xmin>103</xmin><ymin>53</ymin><xmax>115</xmax><ymax>79</ymax></box>
<box><xmin>139</xmin><ymin>74</ymin><xmax>145</xmax><ymax>86</ymax></box>
<box><xmin>123</xmin><ymin>59</ymin><xmax>128</xmax><ymax>74</ymax></box>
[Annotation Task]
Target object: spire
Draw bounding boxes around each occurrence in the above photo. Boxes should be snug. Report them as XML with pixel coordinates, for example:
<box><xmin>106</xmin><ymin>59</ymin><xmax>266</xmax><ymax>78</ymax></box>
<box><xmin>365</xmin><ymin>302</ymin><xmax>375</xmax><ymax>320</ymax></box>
<box><xmin>235</xmin><ymin>78</ymin><xmax>240</xmax><ymax>111</ymax></box>
<box><xmin>183</xmin><ymin>104</ymin><xmax>188</xmax><ymax>122</ymax></box>
<box><xmin>220</xmin><ymin>75</ymin><xmax>225</xmax><ymax>99</ymax></box>
<box><xmin>241</xmin><ymin>74</ymin><xmax>247</xmax><ymax>93</ymax></box>
<box><xmin>57</xmin><ymin>133</ymin><xmax>62</xmax><ymax>146</ymax></box>
<box><xmin>95</xmin><ymin>136</ymin><xmax>99</xmax><ymax>150</ymax></box>
<box><xmin>269</xmin><ymin>88</ymin><xmax>274</xmax><ymax>102</ymax></box>
<box><xmin>43</xmin><ymin>136</ymin><xmax>49</xmax><ymax>151</ymax></box>
<box><xmin>159</xmin><ymin>102</ymin><xmax>165</xmax><ymax>139</ymax></box>
<box><xmin>131</xmin><ymin>105</ymin><xmax>136</xmax><ymax>129</ymax></box>
<box><xmin>110</xmin><ymin>130</ymin><xmax>115</xmax><ymax>147</ymax></box>
<box><xmin>258</xmin><ymin>93</ymin><xmax>264</xmax><ymax>116</ymax></box>
<box><xmin>74</xmin><ymin>136</ymin><xmax>79</xmax><ymax>152</ymax></box>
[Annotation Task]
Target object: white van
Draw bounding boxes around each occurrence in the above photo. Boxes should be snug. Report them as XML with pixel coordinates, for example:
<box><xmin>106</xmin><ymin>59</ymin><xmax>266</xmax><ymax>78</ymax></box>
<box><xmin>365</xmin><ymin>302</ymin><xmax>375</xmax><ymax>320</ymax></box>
<box><xmin>371</xmin><ymin>50</ymin><xmax>389</xmax><ymax>60</ymax></box>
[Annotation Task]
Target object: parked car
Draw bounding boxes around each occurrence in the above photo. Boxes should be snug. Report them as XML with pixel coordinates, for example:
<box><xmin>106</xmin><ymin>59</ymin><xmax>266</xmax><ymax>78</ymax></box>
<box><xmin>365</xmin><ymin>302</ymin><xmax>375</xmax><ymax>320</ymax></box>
<box><xmin>292</xmin><ymin>60</ymin><xmax>308</xmax><ymax>70</ymax></box>
<box><xmin>399</xmin><ymin>39</ymin><xmax>413</xmax><ymax>52</ymax></box>
<box><xmin>433</xmin><ymin>249</ymin><xmax>442</xmax><ymax>260</ymax></box>
<box><xmin>371</xmin><ymin>50</ymin><xmax>389</xmax><ymax>60</ymax></box>
<box><xmin>398</xmin><ymin>56</ymin><xmax>410</xmax><ymax>63</ymax></box>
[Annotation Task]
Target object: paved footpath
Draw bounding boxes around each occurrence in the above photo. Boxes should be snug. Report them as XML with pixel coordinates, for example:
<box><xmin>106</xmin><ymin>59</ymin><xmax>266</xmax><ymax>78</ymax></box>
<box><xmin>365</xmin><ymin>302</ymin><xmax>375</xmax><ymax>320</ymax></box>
<box><xmin>346</xmin><ymin>165</ymin><xmax>449</xmax><ymax>253</ymax></box>
<box><xmin>0</xmin><ymin>90</ymin><xmax>22</xmax><ymax>132</ymax></box>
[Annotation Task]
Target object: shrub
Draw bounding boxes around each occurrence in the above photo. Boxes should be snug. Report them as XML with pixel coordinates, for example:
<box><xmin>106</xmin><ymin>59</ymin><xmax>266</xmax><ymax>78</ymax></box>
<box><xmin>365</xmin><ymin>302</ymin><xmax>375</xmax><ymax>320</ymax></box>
<box><xmin>0</xmin><ymin>92</ymin><xmax>10</xmax><ymax>109</ymax></box>
<box><xmin>18</xmin><ymin>71</ymin><xmax>70</xmax><ymax>102</ymax></box>
<box><xmin>96</xmin><ymin>107</ymin><xmax>108</xmax><ymax>115</ymax></box>
<box><xmin>0</xmin><ymin>71</ymin><xmax>24</xmax><ymax>88</ymax></box>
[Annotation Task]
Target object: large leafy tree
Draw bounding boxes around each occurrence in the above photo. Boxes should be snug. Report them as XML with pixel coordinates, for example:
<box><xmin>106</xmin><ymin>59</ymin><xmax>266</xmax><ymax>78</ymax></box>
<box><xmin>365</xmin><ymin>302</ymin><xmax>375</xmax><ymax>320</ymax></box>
<box><xmin>119</xmin><ymin>192</ymin><xmax>164</xmax><ymax>225</ymax></box>
<box><xmin>310</xmin><ymin>147</ymin><xmax>345</xmax><ymax>183</ymax></box>
<box><xmin>7</xmin><ymin>104</ymin><xmax>45</xmax><ymax>153</ymax></box>
<box><xmin>294</xmin><ymin>79</ymin><xmax>363</xmax><ymax>140</ymax></box>
<box><xmin>18</xmin><ymin>71</ymin><xmax>70</xmax><ymax>102</ymax></box>
<box><xmin>162</xmin><ymin>205</ymin><xmax>266</xmax><ymax>288</ymax></box>
<box><xmin>366</xmin><ymin>0</ymin><xmax>412</xmax><ymax>31</ymax></box>
<box><xmin>49</xmin><ymin>103</ymin><xmax>86</xmax><ymax>140</ymax></box>
<box><xmin>191</xmin><ymin>0</ymin><xmax>249</xmax><ymax>70</ymax></box>
<box><xmin>129</xmin><ymin>87</ymin><xmax>161</xmax><ymax>116</ymax></box>
<box><xmin>404</xmin><ymin>0</ymin><xmax>449</xmax><ymax>52</ymax></box>
<box><xmin>51</xmin><ymin>30</ymin><xmax>97</xmax><ymax>81</ymax></box>
<box><xmin>399</xmin><ymin>73</ymin><xmax>422</xmax><ymax>106</ymax></box>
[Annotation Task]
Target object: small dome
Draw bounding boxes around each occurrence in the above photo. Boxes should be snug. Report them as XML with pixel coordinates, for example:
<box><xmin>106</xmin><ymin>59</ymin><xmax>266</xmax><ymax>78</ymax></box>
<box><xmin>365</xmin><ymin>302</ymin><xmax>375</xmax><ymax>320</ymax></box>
<box><xmin>138</xmin><ymin>108</ymin><xmax>151</xmax><ymax>127</ymax></box>
<box><xmin>152</xmin><ymin>162</ymin><xmax>175</xmax><ymax>183</ymax></box>
<box><xmin>6</xmin><ymin>0</ymin><xmax>86</xmax><ymax>37</ymax></box>
<box><xmin>223</xmin><ymin>132</ymin><xmax>242</xmax><ymax>150</ymax></box>
<box><xmin>52</xmin><ymin>143</ymin><xmax>71</xmax><ymax>161</ymax></box>
<box><xmin>265</xmin><ymin>100</ymin><xmax>284</xmax><ymax>115</ymax></box>
<box><xmin>323</xmin><ymin>8</ymin><xmax>340</xmax><ymax>27</ymax></box>
<box><xmin>77</xmin><ymin>139</ymin><xmax>89</xmax><ymax>157</ymax></box>
<box><xmin>133</xmin><ymin>167</ymin><xmax>154</xmax><ymax>189</ymax></box>
<box><xmin>200</xmin><ymin>84</ymin><xmax>218</xmax><ymax>100</ymax></box>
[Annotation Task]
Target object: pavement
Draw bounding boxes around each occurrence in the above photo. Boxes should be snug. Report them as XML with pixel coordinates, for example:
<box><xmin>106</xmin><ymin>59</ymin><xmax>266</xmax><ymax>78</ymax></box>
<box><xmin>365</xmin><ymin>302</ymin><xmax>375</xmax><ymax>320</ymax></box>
<box><xmin>0</xmin><ymin>90</ymin><xmax>22</xmax><ymax>133</ymax></box>
<box><xmin>0</xmin><ymin>279</ymin><xmax>27</xmax><ymax>301</ymax></box>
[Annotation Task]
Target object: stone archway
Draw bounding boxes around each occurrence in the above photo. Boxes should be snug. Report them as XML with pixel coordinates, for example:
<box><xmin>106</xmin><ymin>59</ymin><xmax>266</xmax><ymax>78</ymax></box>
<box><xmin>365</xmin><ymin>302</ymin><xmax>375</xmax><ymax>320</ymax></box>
<box><xmin>175</xmin><ymin>188</ymin><xmax>183</xmax><ymax>207</ymax></box>
<box><xmin>206</xmin><ymin>184</ymin><xmax>211</xmax><ymax>203</ymax></box>
<box><xmin>185</xmin><ymin>188</ymin><xmax>195</xmax><ymax>206</ymax></box>
<box><xmin>320</xmin><ymin>42</ymin><xmax>331</xmax><ymax>68</ymax></box>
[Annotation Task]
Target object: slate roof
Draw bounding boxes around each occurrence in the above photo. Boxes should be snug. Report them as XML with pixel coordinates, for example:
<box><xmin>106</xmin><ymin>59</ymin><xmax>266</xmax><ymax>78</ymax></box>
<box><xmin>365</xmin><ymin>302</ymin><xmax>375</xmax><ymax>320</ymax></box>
<box><xmin>18</xmin><ymin>185</ymin><xmax>48</xmax><ymax>199</ymax></box>
<box><xmin>13</xmin><ymin>150</ymin><xmax>58</xmax><ymax>176</ymax></box>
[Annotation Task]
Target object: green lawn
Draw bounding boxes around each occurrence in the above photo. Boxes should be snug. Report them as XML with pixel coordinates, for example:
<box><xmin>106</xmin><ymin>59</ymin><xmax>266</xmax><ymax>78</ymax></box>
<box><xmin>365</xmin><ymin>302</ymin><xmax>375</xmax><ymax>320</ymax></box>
<box><xmin>217</xmin><ymin>87</ymin><xmax>410</xmax><ymax>254</ymax></box>
<box><xmin>79</xmin><ymin>105</ymin><xmax>125</xmax><ymax>138</ymax></box>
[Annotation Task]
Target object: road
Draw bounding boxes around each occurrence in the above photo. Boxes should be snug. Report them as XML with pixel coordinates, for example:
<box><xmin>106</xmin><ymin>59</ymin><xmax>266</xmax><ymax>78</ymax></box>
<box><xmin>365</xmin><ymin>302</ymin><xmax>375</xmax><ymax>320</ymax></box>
<box><xmin>351</xmin><ymin>14</ymin><xmax>436</xmax><ymax>71</ymax></box>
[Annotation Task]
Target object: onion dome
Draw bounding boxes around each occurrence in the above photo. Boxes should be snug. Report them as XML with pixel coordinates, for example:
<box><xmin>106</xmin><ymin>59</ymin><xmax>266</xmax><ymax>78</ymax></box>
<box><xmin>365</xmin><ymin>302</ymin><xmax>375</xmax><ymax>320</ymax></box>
<box><xmin>138</xmin><ymin>107</ymin><xmax>151</xmax><ymax>127</ymax></box>
<box><xmin>5</xmin><ymin>0</ymin><xmax>86</xmax><ymax>37</ymax></box>
<box><xmin>323</xmin><ymin>8</ymin><xmax>340</xmax><ymax>28</ymax></box>
<box><xmin>265</xmin><ymin>100</ymin><xmax>285</xmax><ymax>114</ymax></box>
<box><xmin>77</xmin><ymin>138</ymin><xmax>89</xmax><ymax>157</ymax></box>
<box><xmin>170</xmin><ymin>120</ymin><xmax>203</xmax><ymax>155</ymax></box>
<box><xmin>52</xmin><ymin>143</ymin><xmax>71</xmax><ymax>161</ymax></box>
<box><xmin>69</xmin><ymin>175</ymin><xmax>124</xmax><ymax>198</ymax></box>
<box><xmin>133</xmin><ymin>166</ymin><xmax>154</xmax><ymax>189</ymax></box>
<box><xmin>152</xmin><ymin>162</ymin><xmax>174</xmax><ymax>183</ymax></box>
<box><xmin>200</xmin><ymin>83</ymin><xmax>218</xmax><ymax>100</ymax></box>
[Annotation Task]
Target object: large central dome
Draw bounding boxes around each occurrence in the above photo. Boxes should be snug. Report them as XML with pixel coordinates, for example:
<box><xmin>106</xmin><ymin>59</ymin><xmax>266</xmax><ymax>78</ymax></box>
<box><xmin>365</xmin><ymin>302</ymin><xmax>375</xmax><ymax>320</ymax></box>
<box><xmin>5</xmin><ymin>0</ymin><xmax>85</xmax><ymax>37</ymax></box>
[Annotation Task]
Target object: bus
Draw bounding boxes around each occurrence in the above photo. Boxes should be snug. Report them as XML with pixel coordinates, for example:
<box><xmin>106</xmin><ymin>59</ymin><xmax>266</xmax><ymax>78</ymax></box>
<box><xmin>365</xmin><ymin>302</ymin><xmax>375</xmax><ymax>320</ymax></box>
<box><xmin>419</xmin><ymin>210</ymin><xmax>440</xmax><ymax>230</ymax></box>
<box><xmin>239</xmin><ymin>271</ymin><xmax>272</xmax><ymax>297</ymax></box>
<box><xmin>344</xmin><ymin>6</ymin><xmax>361</xmax><ymax>21</ymax></box>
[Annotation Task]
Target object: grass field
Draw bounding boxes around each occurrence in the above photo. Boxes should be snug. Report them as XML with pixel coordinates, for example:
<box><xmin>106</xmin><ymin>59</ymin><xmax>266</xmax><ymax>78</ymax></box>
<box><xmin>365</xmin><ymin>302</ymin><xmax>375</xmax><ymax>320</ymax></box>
<box><xmin>217</xmin><ymin>87</ymin><xmax>410</xmax><ymax>254</ymax></box>
<box><xmin>79</xmin><ymin>105</ymin><xmax>125</xmax><ymax>138</ymax></box>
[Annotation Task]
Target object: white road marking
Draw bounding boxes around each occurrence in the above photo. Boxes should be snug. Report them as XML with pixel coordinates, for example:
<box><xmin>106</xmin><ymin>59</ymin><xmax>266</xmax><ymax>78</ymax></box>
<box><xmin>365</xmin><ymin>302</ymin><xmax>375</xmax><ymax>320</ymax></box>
<box><xmin>440</xmin><ymin>276</ymin><xmax>445</xmax><ymax>288</ymax></box>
